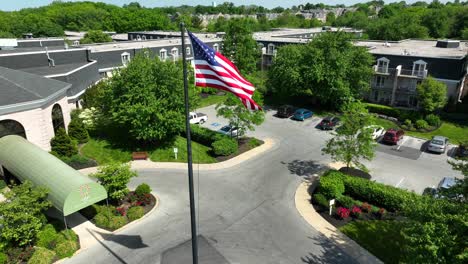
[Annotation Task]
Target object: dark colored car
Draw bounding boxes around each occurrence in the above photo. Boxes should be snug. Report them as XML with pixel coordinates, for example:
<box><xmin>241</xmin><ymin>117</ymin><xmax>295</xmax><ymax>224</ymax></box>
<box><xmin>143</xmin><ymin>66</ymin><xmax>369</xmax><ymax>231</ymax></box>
<box><xmin>318</xmin><ymin>116</ymin><xmax>340</xmax><ymax>130</ymax></box>
<box><xmin>276</xmin><ymin>105</ymin><xmax>295</xmax><ymax>118</ymax></box>
<box><xmin>382</xmin><ymin>128</ymin><xmax>404</xmax><ymax>145</ymax></box>
<box><xmin>292</xmin><ymin>108</ymin><xmax>313</xmax><ymax>121</ymax></box>
<box><xmin>457</xmin><ymin>143</ymin><xmax>468</xmax><ymax>158</ymax></box>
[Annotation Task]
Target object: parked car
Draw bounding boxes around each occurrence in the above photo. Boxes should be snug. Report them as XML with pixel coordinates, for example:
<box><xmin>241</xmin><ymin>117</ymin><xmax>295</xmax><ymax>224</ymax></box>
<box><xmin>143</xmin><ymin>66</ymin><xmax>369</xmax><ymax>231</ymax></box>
<box><xmin>423</xmin><ymin>177</ymin><xmax>458</xmax><ymax>198</ymax></box>
<box><xmin>382</xmin><ymin>128</ymin><xmax>404</xmax><ymax>145</ymax></box>
<box><xmin>276</xmin><ymin>105</ymin><xmax>295</xmax><ymax>118</ymax></box>
<box><xmin>189</xmin><ymin>112</ymin><xmax>208</xmax><ymax>124</ymax></box>
<box><xmin>364</xmin><ymin>125</ymin><xmax>386</xmax><ymax>140</ymax></box>
<box><xmin>292</xmin><ymin>108</ymin><xmax>313</xmax><ymax>121</ymax></box>
<box><xmin>318</xmin><ymin>116</ymin><xmax>340</xmax><ymax>130</ymax></box>
<box><xmin>427</xmin><ymin>136</ymin><xmax>449</xmax><ymax>154</ymax></box>
<box><xmin>218</xmin><ymin>125</ymin><xmax>240</xmax><ymax>137</ymax></box>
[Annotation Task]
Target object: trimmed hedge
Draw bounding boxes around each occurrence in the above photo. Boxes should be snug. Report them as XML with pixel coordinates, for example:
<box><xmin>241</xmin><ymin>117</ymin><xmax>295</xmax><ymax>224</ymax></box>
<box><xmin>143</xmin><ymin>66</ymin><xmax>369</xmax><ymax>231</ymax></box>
<box><xmin>425</xmin><ymin>114</ymin><xmax>441</xmax><ymax>127</ymax></box>
<box><xmin>189</xmin><ymin>125</ymin><xmax>225</xmax><ymax>146</ymax></box>
<box><xmin>336</xmin><ymin>195</ymin><xmax>361</xmax><ymax>209</ymax></box>
<box><xmin>212</xmin><ymin>138</ymin><xmax>238</xmax><ymax>156</ymax></box>
<box><xmin>55</xmin><ymin>240</ymin><xmax>78</xmax><ymax>259</ymax></box>
<box><xmin>365</xmin><ymin>103</ymin><xmax>400</xmax><ymax>118</ymax></box>
<box><xmin>318</xmin><ymin>170</ymin><xmax>421</xmax><ymax>212</ymax></box>
<box><xmin>27</xmin><ymin>247</ymin><xmax>55</xmax><ymax>264</ymax></box>
<box><xmin>415</xmin><ymin>119</ymin><xmax>429</xmax><ymax>129</ymax></box>
<box><xmin>35</xmin><ymin>224</ymin><xmax>58</xmax><ymax>249</ymax></box>
<box><xmin>127</xmin><ymin>206</ymin><xmax>144</xmax><ymax>221</ymax></box>
<box><xmin>317</xmin><ymin>171</ymin><xmax>345</xmax><ymax>199</ymax></box>
<box><xmin>313</xmin><ymin>193</ymin><xmax>329</xmax><ymax>208</ymax></box>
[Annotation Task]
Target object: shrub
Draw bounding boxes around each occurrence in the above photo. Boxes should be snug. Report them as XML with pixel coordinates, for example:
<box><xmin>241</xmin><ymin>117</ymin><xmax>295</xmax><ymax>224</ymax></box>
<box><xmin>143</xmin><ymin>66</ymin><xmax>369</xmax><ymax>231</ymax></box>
<box><xmin>27</xmin><ymin>247</ymin><xmax>55</xmax><ymax>264</ymax></box>
<box><xmin>135</xmin><ymin>183</ymin><xmax>152</xmax><ymax>197</ymax></box>
<box><xmin>212</xmin><ymin>138</ymin><xmax>238</xmax><ymax>156</ymax></box>
<box><xmin>336</xmin><ymin>207</ymin><xmax>350</xmax><ymax>219</ymax></box>
<box><xmin>0</xmin><ymin>252</ymin><xmax>6</xmax><ymax>264</ymax></box>
<box><xmin>68</xmin><ymin>118</ymin><xmax>89</xmax><ymax>144</ymax></box>
<box><xmin>337</xmin><ymin>195</ymin><xmax>357</xmax><ymax>209</ymax></box>
<box><xmin>425</xmin><ymin>114</ymin><xmax>441</xmax><ymax>127</ymax></box>
<box><xmin>377</xmin><ymin>208</ymin><xmax>386</xmax><ymax>219</ymax></box>
<box><xmin>317</xmin><ymin>171</ymin><xmax>345</xmax><ymax>199</ymax></box>
<box><xmin>92</xmin><ymin>163</ymin><xmax>137</xmax><ymax>201</ymax></box>
<box><xmin>60</xmin><ymin>155</ymin><xmax>97</xmax><ymax>170</ymax></box>
<box><xmin>138</xmin><ymin>193</ymin><xmax>152</xmax><ymax>206</ymax></box>
<box><xmin>400</xmin><ymin>109</ymin><xmax>422</xmax><ymax>122</ymax></box>
<box><xmin>248</xmin><ymin>138</ymin><xmax>262</xmax><ymax>148</ymax></box>
<box><xmin>108</xmin><ymin>215</ymin><xmax>127</xmax><ymax>230</ymax></box>
<box><xmin>351</xmin><ymin>206</ymin><xmax>362</xmax><ymax>218</ymax></box>
<box><xmin>190</xmin><ymin>125</ymin><xmax>224</xmax><ymax>146</ymax></box>
<box><xmin>415</xmin><ymin>119</ymin><xmax>429</xmax><ymax>129</ymax></box>
<box><xmin>127</xmin><ymin>206</ymin><xmax>145</xmax><ymax>221</ymax></box>
<box><xmin>50</xmin><ymin>128</ymin><xmax>78</xmax><ymax>157</ymax></box>
<box><xmin>54</xmin><ymin>240</ymin><xmax>78</xmax><ymax>259</ymax></box>
<box><xmin>35</xmin><ymin>224</ymin><xmax>58</xmax><ymax>249</ymax></box>
<box><xmin>116</xmin><ymin>206</ymin><xmax>126</xmax><ymax>216</ymax></box>
<box><xmin>361</xmin><ymin>202</ymin><xmax>372</xmax><ymax>213</ymax></box>
<box><xmin>403</xmin><ymin>119</ymin><xmax>413</xmax><ymax>129</ymax></box>
<box><xmin>364</xmin><ymin>103</ymin><xmax>400</xmax><ymax>118</ymax></box>
<box><xmin>313</xmin><ymin>193</ymin><xmax>329</xmax><ymax>208</ymax></box>
<box><xmin>57</xmin><ymin>230</ymin><xmax>78</xmax><ymax>244</ymax></box>
<box><xmin>94</xmin><ymin>213</ymin><xmax>110</xmax><ymax>228</ymax></box>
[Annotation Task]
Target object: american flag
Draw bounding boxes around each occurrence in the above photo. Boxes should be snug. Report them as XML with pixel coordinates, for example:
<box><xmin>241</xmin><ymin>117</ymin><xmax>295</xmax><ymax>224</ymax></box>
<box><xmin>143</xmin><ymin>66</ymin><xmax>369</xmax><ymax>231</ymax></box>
<box><xmin>188</xmin><ymin>31</ymin><xmax>262</xmax><ymax>111</ymax></box>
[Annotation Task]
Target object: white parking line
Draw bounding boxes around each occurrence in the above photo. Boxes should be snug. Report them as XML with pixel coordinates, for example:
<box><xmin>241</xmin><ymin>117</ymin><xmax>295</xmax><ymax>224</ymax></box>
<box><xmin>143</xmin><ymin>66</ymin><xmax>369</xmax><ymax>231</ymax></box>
<box><xmin>396</xmin><ymin>137</ymin><xmax>407</xmax><ymax>151</ymax></box>
<box><xmin>395</xmin><ymin>177</ymin><xmax>405</xmax><ymax>187</ymax></box>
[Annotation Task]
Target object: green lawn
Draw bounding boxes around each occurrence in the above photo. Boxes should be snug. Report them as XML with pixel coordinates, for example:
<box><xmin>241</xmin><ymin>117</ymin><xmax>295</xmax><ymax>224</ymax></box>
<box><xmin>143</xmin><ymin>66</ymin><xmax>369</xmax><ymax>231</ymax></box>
<box><xmin>81</xmin><ymin>136</ymin><xmax>217</xmax><ymax>165</ymax></box>
<box><xmin>339</xmin><ymin>220</ymin><xmax>405</xmax><ymax>264</ymax></box>
<box><xmin>405</xmin><ymin>121</ymin><xmax>468</xmax><ymax>144</ymax></box>
<box><xmin>150</xmin><ymin>136</ymin><xmax>216</xmax><ymax>163</ymax></box>
<box><xmin>371</xmin><ymin>118</ymin><xmax>398</xmax><ymax>130</ymax></box>
<box><xmin>198</xmin><ymin>94</ymin><xmax>228</xmax><ymax>108</ymax></box>
<box><xmin>81</xmin><ymin>138</ymin><xmax>132</xmax><ymax>164</ymax></box>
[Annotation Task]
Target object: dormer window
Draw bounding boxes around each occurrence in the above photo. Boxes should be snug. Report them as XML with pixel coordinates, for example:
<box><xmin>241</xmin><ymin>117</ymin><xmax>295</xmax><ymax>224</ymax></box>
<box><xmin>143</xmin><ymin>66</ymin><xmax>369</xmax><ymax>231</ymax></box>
<box><xmin>137</xmin><ymin>35</ymin><xmax>141</xmax><ymax>41</ymax></box>
<box><xmin>160</xmin><ymin>49</ymin><xmax>167</xmax><ymax>61</ymax></box>
<box><xmin>412</xmin><ymin>60</ymin><xmax>427</xmax><ymax>77</ymax></box>
<box><xmin>186</xmin><ymin>47</ymin><xmax>191</xmax><ymax>55</ymax></box>
<box><xmin>121</xmin><ymin>52</ymin><xmax>130</xmax><ymax>66</ymax></box>
<box><xmin>171</xmin><ymin>48</ymin><xmax>178</xmax><ymax>61</ymax></box>
<box><xmin>142</xmin><ymin>35</ymin><xmax>146</xmax><ymax>41</ymax></box>
<box><xmin>73</xmin><ymin>40</ymin><xmax>79</xmax><ymax>46</ymax></box>
<box><xmin>268</xmin><ymin>43</ymin><xmax>275</xmax><ymax>55</ymax></box>
<box><xmin>376</xmin><ymin>57</ymin><xmax>389</xmax><ymax>73</ymax></box>
<box><xmin>213</xmin><ymin>44</ymin><xmax>219</xmax><ymax>52</ymax></box>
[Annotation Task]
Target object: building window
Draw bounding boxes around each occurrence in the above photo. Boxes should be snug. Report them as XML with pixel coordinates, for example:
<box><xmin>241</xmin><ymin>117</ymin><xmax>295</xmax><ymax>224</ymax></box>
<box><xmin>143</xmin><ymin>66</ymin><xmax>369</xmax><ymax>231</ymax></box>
<box><xmin>142</xmin><ymin>35</ymin><xmax>147</xmax><ymax>41</ymax></box>
<box><xmin>186</xmin><ymin>47</ymin><xmax>191</xmax><ymax>55</ymax></box>
<box><xmin>121</xmin><ymin>52</ymin><xmax>131</xmax><ymax>66</ymax></box>
<box><xmin>0</xmin><ymin>120</ymin><xmax>26</xmax><ymax>139</ymax></box>
<box><xmin>51</xmin><ymin>104</ymin><xmax>65</xmax><ymax>135</ymax></box>
<box><xmin>213</xmin><ymin>44</ymin><xmax>219</xmax><ymax>52</ymax></box>
<box><xmin>267</xmin><ymin>43</ymin><xmax>275</xmax><ymax>55</ymax></box>
<box><xmin>150</xmin><ymin>36</ymin><xmax>153</xmax><ymax>39</ymax></box>
<box><xmin>160</xmin><ymin>49</ymin><xmax>167</xmax><ymax>60</ymax></box>
<box><xmin>409</xmin><ymin>96</ymin><xmax>418</xmax><ymax>107</ymax></box>
<box><xmin>171</xmin><ymin>48</ymin><xmax>178</xmax><ymax>61</ymax></box>
<box><xmin>412</xmin><ymin>60</ymin><xmax>427</xmax><ymax>77</ymax></box>
<box><xmin>375</xmin><ymin>76</ymin><xmax>385</xmax><ymax>87</ymax></box>
<box><xmin>376</xmin><ymin>57</ymin><xmax>389</xmax><ymax>73</ymax></box>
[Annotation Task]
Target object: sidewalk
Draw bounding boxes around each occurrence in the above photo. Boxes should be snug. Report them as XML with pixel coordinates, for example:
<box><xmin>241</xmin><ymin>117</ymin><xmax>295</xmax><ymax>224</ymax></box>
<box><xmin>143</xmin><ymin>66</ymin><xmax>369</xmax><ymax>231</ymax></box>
<box><xmin>295</xmin><ymin>180</ymin><xmax>383</xmax><ymax>264</ymax></box>
<box><xmin>79</xmin><ymin>137</ymin><xmax>277</xmax><ymax>175</ymax></box>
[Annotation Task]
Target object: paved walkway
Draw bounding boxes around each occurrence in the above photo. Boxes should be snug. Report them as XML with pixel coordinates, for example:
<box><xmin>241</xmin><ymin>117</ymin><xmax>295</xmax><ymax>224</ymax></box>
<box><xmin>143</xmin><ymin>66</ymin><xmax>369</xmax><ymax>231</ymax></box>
<box><xmin>295</xmin><ymin>180</ymin><xmax>383</xmax><ymax>264</ymax></box>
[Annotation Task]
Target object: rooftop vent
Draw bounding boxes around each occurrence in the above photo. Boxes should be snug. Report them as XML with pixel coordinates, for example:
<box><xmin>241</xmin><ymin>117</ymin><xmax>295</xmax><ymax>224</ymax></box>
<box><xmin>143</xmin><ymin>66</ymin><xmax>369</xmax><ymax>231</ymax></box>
<box><xmin>436</xmin><ymin>40</ymin><xmax>460</xmax><ymax>48</ymax></box>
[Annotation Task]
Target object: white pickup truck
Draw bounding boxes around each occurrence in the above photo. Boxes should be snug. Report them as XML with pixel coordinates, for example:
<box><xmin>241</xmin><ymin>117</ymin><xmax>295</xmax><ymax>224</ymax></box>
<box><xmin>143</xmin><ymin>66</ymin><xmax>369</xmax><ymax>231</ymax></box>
<box><xmin>189</xmin><ymin>112</ymin><xmax>208</xmax><ymax>124</ymax></box>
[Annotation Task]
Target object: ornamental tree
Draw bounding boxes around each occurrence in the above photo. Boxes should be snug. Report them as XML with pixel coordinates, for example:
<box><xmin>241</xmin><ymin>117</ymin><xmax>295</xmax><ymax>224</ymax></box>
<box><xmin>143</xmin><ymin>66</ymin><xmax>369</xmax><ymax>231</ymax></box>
<box><xmin>50</xmin><ymin>128</ymin><xmax>78</xmax><ymax>157</ymax></box>
<box><xmin>417</xmin><ymin>77</ymin><xmax>447</xmax><ymax>113</ymax></box>
<box><xmin>67</xmin><ymin>118</ymin><xmax>89</xmax><ymax>144</ymax></box>
<box><xmin>321</xmin><ymin>101</ymin><xmax>376</xmax><ymax>171</ymax></box>
<box><xmin>91</xmin><ymin>163</ymin><xmax>137</xmax><ymax>201</ymax></box>
<box><xmin>0</xmin><ymin>181</ymin><xmax>51</xmax><ymax>247</ymax></box>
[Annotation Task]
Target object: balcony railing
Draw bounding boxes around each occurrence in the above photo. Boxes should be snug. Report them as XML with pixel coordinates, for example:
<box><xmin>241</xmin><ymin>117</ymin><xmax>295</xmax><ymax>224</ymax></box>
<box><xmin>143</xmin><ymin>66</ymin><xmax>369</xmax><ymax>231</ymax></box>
<box><xmin>399</xmin><ymin>69</ymin><xmax>427</xmax><ymax>78</ymax></box>
<box><xmin>397</xmin><ymin>86</ymin><xmax>417</xmax><ymax>93</ymax></box>
<box><xmin>373</xmin><ymin>65</ymin><xmax>396</xmax><ymax>75</ymax></box>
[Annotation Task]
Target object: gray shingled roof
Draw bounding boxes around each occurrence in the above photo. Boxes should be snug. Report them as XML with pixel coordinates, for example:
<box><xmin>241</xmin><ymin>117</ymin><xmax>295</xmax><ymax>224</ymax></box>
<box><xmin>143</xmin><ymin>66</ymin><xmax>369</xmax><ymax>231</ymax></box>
<box><xmin>0</xmin><ymin>66</ymin><xmax>70</xmax><ymax>114</ymax></box>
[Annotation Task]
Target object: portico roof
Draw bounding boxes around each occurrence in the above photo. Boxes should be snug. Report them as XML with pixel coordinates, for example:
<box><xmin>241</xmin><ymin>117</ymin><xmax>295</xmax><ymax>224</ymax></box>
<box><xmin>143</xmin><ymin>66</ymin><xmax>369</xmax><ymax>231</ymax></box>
<box><xmin>0</xmin><ymin>135</ymin><xmax>107</xmax><ymax>216</ymax></box>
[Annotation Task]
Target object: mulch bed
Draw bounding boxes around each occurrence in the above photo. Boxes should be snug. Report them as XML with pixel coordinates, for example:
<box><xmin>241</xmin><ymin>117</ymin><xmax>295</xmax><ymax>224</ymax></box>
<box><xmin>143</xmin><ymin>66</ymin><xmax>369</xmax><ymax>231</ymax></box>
<box><xmin>311</xmin><ymin>200</ymin><xmax>401</xmax><ymax>229</ymax></box>
<box><xmin>215</xmin><ymin>137</ymin><xmax>264</xmax><ymax>162</ymax></box>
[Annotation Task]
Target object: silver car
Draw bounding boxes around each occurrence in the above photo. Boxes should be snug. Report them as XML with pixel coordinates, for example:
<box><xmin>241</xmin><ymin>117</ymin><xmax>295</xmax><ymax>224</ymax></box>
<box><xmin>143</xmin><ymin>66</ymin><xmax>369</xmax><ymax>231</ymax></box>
<box><xmin>218</xmin><ymin>125</ymin><xmax>240</xmax><ymax>137</ymax></box>
<box><xmin>427</xmin><ymin>136</ymin><xmax>449</xmax><ymax>153</ymax></box>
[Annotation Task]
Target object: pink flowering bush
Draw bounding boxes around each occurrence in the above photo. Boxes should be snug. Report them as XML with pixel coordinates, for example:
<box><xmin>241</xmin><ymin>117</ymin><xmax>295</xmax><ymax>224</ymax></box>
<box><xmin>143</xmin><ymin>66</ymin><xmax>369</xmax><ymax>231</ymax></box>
<box><xmin>351</xmin><ymin>206</ymin><xmax>362</xmax><ymax>218</ymax></box>
<box><xmin>336</xmin><ymin>207</ymin><xmax>350</xmax><ymax>219</ymax></box>
<box><xmin>116</xmin><ymin>206</ymin><xmax>126</xmax><ymax>216</ymax></box>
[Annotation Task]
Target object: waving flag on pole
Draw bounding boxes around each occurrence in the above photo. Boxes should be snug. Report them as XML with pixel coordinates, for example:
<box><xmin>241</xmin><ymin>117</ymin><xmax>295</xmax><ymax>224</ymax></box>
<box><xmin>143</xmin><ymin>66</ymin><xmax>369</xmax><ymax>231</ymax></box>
<box><xmin>188</xmin><ymin>31</ymin><xmax>262</xmax><ymax>111</ymax></box>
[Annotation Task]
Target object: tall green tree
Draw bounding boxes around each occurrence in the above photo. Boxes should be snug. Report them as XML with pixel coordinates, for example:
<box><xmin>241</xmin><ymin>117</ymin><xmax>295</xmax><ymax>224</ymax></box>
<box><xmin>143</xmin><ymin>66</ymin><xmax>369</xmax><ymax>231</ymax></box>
<box><xmin>215</xmin><ymin>92</ymin><xmax>264</xmax><ymax>142</ymax></box>
<box><xmin>322</xmin><ymin>101</ymin><xmax>376</xmax><ymax>171</ymax></box>
<box><xmin>417</xmin><ymin>77</ymin><xmax>447</xmax><ymax>113</ymax></box>
<box><xmin>80</xmin><ymin>30</ymin><xmax>112</xmax><ymax>44</ymax></box>
<box><xmin>0</xmin><ymin>181</ymin><xmax>51</xmax><ymax>247</ymax></box>
<box><xmin>222</xmin><ymin>19</ymin><xmax>259</xmax><ymax>74</ymax></box>
<box><xmin>50</xmin><ymin>128</ymin><xmax>78</xmax><ymax>157</ymax></box>
<box><xmin>91</xmin><ymin>163</ymin><xmax>137</xmax><ymax>201</ymax></box>
<box><xmin>100</xmin><ymin>54</ymin><xmax>197</xmax><ymax>143</ymax></box>
<box><xmin>268</xmin><ymin>32</ymin><xmax>374</xmax><ymax>108</ymax></box>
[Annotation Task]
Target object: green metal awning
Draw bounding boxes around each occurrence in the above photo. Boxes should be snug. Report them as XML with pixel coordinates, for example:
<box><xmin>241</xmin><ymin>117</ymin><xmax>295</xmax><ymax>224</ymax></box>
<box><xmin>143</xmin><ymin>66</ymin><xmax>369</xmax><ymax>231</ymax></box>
<box><xmin>0</xmin><ymin>135</ymin><xmax>107</xmax><ymax>216</ymax></box>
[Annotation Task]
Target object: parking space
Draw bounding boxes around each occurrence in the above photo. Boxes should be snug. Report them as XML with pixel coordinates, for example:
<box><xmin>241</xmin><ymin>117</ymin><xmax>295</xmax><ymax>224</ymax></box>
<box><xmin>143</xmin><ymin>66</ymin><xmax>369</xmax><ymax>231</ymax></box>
<box><xmin>376</xmin><ymin>136</ymin><xmax>425</xmax><ymax>160</ymax></box>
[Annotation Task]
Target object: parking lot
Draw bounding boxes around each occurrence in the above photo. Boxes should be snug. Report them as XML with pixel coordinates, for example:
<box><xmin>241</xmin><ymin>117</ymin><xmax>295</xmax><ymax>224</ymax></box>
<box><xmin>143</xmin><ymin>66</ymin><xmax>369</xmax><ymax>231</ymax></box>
<box><xmin>197</xmin><ymin>105</ymin><xmax>463</xmax><ymax>194</ymax></box>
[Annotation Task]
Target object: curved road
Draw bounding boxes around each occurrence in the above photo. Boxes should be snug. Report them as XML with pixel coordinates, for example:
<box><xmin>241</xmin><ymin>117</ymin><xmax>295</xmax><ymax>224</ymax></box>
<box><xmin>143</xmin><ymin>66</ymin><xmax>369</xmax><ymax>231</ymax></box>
<box><xmin>64</xmin><ymin>109</ymin><xmax>358</xmax><ymax>264</ymax></box>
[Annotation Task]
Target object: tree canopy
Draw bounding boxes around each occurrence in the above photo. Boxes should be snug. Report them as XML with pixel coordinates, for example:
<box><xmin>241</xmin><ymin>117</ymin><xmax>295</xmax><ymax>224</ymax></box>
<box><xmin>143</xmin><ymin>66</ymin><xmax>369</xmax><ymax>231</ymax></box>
<box><xmin>268</xmin><ymin>32</ymin><xmax>374</xmax><ymax>108</ymax></box>
<box><xmin>80</xmin><ymin>30</ymin><xmax>113</xmax><ymax>44</ymax></box>
<box><xmin>417</xmin><ymin>77</ymin><xmax>448</xmax><ymax>113</ymax></box>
